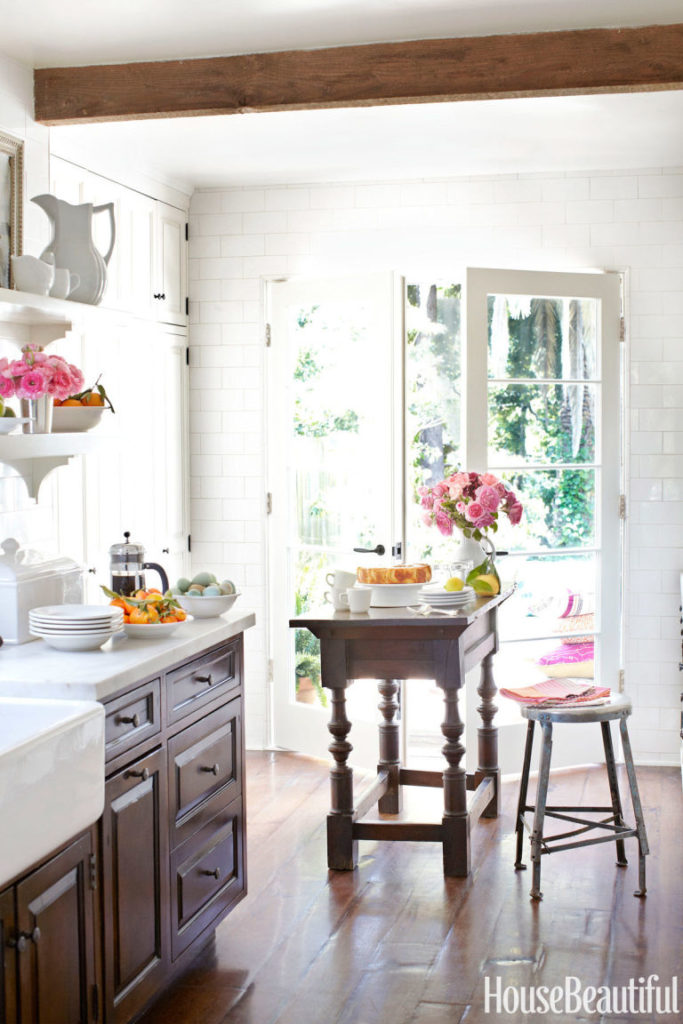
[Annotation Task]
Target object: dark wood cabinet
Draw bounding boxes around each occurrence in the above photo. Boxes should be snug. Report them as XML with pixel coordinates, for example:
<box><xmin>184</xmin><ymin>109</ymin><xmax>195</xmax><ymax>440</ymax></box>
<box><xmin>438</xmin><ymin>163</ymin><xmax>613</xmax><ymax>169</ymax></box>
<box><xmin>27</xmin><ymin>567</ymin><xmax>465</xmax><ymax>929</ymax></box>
<box><xmin>0</xmin><ymin>887</ymin><xmax>17</xmax><ymax>1024</ymax></box>
<box><xmin>102</xmin><ymin>748</ymin><xmax>169</xmax><ymax>1024</ymax></box>
<box><xmin>99</xmin><ymin>634</ymin><xmax>247</xmax><ymax>1023</ymax></box>
<box><xmin>1</xmin><ymin>833</ymin><xmax>97</xmax><ymax>1024</ymax></box>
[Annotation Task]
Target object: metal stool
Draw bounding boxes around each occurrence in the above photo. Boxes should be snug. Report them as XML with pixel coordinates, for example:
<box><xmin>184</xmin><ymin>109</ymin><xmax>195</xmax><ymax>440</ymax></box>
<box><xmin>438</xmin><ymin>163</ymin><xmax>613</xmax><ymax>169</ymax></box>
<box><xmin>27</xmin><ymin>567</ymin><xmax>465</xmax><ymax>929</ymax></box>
<box><xmin>514</xmin><ymin>694</ymin><xmax>649</xmax><ymax>900</ymax></box>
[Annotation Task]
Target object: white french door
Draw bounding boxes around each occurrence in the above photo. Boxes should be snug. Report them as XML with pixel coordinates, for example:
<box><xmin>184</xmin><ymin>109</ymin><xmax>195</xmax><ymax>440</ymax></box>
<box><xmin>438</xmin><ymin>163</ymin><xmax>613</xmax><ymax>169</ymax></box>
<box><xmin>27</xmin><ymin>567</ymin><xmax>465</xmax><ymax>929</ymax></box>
<box><xmin>268</xmin><ymin>268</ymin><xmax>622</xmax><ymax>774</ymax></box>
<box><xmin>267</xmin><ymin>273</ymin><xmax>403</xmax><ymax>764</ymax></box>
<box><xmin>463</xmin><ymin>268</ymin><xmax>622</xmax><ymax>772</ymax></box>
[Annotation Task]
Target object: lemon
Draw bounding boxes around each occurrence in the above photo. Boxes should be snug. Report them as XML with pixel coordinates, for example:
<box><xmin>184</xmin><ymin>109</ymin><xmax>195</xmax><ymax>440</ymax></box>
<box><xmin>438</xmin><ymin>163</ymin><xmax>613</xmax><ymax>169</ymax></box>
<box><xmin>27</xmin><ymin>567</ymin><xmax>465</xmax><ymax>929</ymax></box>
<box><xmin>472</xmin><ymin>574</ymin><xmax>500</xmax><ymax>596</ymax></box>
<box><xmin>444</xmin><ymin>576</ymin><xmax>465</xmax><ymax>592</ymax></box>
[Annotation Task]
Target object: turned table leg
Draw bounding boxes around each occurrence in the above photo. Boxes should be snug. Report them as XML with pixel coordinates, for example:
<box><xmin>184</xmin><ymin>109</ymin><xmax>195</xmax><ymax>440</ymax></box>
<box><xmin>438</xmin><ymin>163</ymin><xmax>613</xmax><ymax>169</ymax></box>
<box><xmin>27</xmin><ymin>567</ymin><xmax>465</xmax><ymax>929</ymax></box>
<box><xmin>441</xmin><ymin>685</ymin><xmax>469</xmax><ymax>877</ymax></box>
<box><xmin>476</xmin><ymin>649</ymin><xmax>501</xmax><ymax>818</ymax></box>
<box><xmin>377</xmin><ymin>679</ymin><xmax>402</xmax><ymax>814</ymax></box>
<box><xmin>327</xmin><ymin>685</ymin><xmax>357</xmax><ymax>870</ymax></box>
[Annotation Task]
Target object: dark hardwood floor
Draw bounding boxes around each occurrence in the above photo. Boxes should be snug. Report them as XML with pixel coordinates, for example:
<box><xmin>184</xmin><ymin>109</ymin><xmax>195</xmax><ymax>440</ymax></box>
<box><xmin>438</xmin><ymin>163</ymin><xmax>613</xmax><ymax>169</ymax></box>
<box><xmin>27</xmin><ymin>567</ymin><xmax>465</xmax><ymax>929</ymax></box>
<box><xmin>139</xmin><ymin>752</ymin><xmax>682</xmax><ymax>1024</ymax></box>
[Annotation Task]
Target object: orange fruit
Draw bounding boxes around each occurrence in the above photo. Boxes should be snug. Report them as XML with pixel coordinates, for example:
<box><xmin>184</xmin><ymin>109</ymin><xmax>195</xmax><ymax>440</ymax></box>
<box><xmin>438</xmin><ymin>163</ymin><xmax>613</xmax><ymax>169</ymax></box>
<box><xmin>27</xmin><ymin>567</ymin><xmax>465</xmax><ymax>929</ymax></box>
<box><xmin>83</xmin><ymin>392</ymin><xmax>104</xmax><ymax>406</ymax></box>
<box><xmin>62</xmin><ymin>398</ymin><xmax>81</xmax><ymax>406</ymax></box>
<box><xmin>53</xmin><ymin>399</ymin><xmax>62</xmax><ymax>407</ymax></box>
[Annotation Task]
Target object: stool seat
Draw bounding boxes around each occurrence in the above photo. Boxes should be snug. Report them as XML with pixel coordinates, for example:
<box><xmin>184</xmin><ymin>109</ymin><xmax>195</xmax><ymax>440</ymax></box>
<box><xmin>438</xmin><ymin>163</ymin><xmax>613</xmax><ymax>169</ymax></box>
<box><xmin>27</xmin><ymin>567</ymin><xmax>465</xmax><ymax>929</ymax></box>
<box><xmin>514</xmin><ymin>691</ymin><xmax>648</xmax><ymax>901</ymax></box>
<box><xmin>521</xmin><ymin>694</ymin><xmax>631</xmax><ymax>724</ymax></box>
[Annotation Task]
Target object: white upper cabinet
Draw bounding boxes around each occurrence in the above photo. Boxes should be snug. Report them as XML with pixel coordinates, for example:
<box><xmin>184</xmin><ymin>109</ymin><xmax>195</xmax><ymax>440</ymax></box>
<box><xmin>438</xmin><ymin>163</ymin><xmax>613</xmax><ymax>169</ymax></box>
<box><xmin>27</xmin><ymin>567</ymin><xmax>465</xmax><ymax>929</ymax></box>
<box><xmin>49</xmin><ymin>158</ymin><xmax>188</xmax><ymax>326</ymax></box>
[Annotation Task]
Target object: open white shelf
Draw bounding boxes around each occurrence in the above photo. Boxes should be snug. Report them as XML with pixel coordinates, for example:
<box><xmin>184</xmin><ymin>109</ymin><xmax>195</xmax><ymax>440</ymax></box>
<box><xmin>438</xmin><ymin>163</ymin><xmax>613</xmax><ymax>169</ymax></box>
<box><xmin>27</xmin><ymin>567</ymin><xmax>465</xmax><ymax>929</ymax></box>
<box><xmin>0</xmin><ymin>432</ymin><xmax>103</xmax><ymax>500</ymax></box>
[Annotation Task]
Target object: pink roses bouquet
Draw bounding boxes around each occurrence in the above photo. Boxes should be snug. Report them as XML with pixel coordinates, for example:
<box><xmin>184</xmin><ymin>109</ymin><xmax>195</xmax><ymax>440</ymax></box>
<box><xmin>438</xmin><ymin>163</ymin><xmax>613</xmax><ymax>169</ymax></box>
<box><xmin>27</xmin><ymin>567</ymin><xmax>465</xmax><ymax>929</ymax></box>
<box><xmin>419</xmin><ymin>470</ymin><xmax>524</xmax><ymax>541</ymax></box>
<box><xmin>0</xmin><ymin>345</ymin><xmax>84</xmax><ymax>402</ymax></box>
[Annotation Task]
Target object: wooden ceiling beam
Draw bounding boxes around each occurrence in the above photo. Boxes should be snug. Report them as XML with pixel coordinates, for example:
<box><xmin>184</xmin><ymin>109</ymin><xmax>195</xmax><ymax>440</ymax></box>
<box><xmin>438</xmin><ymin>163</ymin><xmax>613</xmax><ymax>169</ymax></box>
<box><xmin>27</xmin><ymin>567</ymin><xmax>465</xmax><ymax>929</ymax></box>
<box><xmin>34</xmin><ymin>23</ymin><xmax>683</xmax><ymax>125</ymax></box>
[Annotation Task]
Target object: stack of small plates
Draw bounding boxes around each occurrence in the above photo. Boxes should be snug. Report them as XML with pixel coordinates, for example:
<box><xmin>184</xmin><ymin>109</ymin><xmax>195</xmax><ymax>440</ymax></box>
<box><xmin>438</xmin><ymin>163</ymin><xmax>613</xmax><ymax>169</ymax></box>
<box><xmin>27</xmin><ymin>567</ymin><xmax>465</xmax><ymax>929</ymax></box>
<box><xmin>417</xmin><ymin>582</ymin><xmax>475</xmax><ymax>608</ymax></box>
<box><xmin>29</xmin><ymin>605</ymin><xmax>124</xmax><ymax>651</ymax></box>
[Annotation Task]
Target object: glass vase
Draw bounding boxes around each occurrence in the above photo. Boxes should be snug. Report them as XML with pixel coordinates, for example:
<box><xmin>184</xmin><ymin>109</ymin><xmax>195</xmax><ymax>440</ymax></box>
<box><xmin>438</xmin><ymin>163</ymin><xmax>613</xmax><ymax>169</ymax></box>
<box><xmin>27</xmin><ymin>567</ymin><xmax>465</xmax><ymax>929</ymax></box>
<box><xmin>20</xmin><ymin>394</ymin><xmax>53</xmax><ymax>434</ymax></box>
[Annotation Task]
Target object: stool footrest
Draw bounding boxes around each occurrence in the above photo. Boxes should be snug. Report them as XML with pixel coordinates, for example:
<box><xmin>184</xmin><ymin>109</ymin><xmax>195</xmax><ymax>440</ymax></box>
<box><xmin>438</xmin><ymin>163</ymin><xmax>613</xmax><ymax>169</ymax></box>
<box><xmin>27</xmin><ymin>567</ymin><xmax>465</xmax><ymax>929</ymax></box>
<box><xmin>542</xmin><ymin>829</ymin><xmax>639</xmax><ymax>856</ymax></box>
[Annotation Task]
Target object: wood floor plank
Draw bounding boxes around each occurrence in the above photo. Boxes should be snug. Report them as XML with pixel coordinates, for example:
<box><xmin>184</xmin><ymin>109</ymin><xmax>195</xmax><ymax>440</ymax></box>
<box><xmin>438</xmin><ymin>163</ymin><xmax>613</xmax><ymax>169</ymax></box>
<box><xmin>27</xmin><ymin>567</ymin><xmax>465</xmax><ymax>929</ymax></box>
<box><xmin>139</xmin><ymin>753</ymin><xmax>682</xmax><ymax>1024</ymax></box>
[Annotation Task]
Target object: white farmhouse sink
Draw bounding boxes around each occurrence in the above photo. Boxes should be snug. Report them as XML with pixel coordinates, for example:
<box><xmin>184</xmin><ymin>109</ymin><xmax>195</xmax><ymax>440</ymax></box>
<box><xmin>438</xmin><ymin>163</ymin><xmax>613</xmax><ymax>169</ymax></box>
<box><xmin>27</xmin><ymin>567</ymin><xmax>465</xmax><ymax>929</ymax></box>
<box><xmin>0</xmin><ymin>697</ymin><xmax>104</xmax><ymax>888</ymax></box>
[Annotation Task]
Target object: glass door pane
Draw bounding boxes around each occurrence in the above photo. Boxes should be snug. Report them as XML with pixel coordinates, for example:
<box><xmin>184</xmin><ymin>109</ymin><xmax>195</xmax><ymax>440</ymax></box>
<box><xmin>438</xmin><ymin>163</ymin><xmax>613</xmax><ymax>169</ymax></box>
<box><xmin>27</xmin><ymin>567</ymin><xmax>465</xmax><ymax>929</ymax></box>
<box><xmin>269</xmin><ymin>273</ymin><xmax>401</xmax><ymax>766</ymax></box>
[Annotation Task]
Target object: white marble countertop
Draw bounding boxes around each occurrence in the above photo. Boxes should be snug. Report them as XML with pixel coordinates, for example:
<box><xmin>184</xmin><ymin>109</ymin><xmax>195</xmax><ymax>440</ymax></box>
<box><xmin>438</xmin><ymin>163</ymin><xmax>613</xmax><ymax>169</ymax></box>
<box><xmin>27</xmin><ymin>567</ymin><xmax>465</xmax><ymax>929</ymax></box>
<box><xmin>0</xmin><ymin>611</ymin><xmax>256</xmax><ymax>702</ymax></box>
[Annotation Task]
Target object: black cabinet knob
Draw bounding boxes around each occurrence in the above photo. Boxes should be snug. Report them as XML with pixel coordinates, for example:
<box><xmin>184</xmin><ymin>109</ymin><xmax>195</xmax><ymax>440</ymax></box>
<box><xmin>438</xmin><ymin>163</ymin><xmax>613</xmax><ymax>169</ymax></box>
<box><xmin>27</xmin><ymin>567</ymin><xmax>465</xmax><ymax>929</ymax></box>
<box><xmin>201</xmin><ymin>867</ymin><xmax>221</xmax><ymax>880</ymax></box>
<box><xmin>126</xmin><ymin>766</ymin><xmax>150</xmax><ymax>781</ymax></box>
<box><xmin>194</xmin><ymin>673</ymin><xmax>213</xmax><ymax>686</ymax></box>
<box><xmin>200</xmin><ymin>763</ymin><xmax>220</xmax><ymax>776</ymax></box>
<box><xmin>117</xmin><ymin>713</ymin><xmax>140</xmax><ymax>729</ymax></box>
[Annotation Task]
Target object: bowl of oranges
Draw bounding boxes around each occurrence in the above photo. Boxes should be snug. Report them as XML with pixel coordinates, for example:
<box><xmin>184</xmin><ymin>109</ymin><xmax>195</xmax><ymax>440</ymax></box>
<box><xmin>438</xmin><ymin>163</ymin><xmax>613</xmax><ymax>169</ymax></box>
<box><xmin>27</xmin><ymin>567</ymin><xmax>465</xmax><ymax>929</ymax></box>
<box><xmin>101</xmin><ymin>585</ymin><xmax>188</xmax><ymax>639</ymax></box>
<box><xmin>53</xmin><ymin>378</ymin><xmax>114</xmax><ymax>433</ymax></box>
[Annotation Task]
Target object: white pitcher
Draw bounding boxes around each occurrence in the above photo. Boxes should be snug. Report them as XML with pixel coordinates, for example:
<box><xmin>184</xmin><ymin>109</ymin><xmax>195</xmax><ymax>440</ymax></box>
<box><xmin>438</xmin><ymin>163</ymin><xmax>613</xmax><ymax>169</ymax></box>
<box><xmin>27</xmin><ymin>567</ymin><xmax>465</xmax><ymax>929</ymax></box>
<box><xmin>32</xmin><ymin>194</ymin><xmax>116</xmax><ymax>306</ymax></box>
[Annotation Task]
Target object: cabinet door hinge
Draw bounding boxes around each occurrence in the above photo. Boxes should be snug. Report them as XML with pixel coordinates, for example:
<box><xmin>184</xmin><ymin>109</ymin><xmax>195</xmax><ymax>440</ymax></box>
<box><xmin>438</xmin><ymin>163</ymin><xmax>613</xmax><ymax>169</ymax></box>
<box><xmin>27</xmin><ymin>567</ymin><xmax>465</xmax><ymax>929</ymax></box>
<box><xmin>267</xmin><ymin>658</ymin><xmax>274</xmax><ymax>684</ymax></box>
<box><xmin>185</xmin><ymin>222</ymin><xmax>189</xmax><ymax>241</ymax></box>
<box><xmin>91</xmin><ymin>983</ymin><xmax>100</xmax><ymax>1021</ymax></box>
<box><xmin>185</xmin><ymin>346</ymin><xmax>190</xmax><ymax>366</ymax></box>
<box><xmin>619</xmin><ymin>316</ymin><xmax>625</xmax><ymax>343</ymax></box>
<box><xmin>266</xmin><ymin>492</ymin><xmax>273</xmax><ymax>515</ymax></box>
<box><xmin>187</xmin><ymin>534</ymin><xmax>192</xmax><ymax>552</ymax></box>
<box><xmin>265</xmin><ymin>322</ymin><xmax>272</xmax><ymax>347</ymax></box>
<box><xmin>89</xmin><ymin>852</ymin><xmax>97</xmax><ymax>891</ymax></box>
<box><xmin>618</xmin><ymin>668</ymin><xmax>625</xmax><ymax>691</ymax></box>
<box><xmin>619</xmin><ymin>494</ymin><xmax>626</xmax><ymax>519</ymax></box>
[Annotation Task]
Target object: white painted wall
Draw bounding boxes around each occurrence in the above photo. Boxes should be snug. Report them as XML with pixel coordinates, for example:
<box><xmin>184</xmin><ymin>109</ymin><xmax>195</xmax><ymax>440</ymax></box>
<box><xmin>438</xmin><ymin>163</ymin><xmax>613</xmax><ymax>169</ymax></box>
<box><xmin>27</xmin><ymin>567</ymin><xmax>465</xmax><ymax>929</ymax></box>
<box><xmin>188</xmin><ymin>171</ymin><xmax>683</xmax><ymax>763</ymax></box>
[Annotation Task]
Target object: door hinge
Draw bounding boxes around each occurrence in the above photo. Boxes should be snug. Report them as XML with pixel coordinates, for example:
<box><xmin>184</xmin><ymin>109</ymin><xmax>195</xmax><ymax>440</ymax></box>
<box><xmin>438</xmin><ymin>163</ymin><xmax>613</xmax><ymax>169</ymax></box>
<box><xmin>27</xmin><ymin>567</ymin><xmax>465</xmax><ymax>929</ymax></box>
<box><xmin>266</xmin><ymin>492</ymin><xmax>273</xmax><ymax>515</ymax></box>
<box><xmin>91</xmin><ymin>983</ymin><xmax>100</xmax><ymax>1021</ymax></box>
<box><xmin>619</xmin><ymin>316</ymin><xmax>625</xmax><ymax>343</ymax></box>
<box><xmin>185</xmin><ymin>222</ymin><xmax>189</xmax><ymax>241</ymax></box>
<box><xmin>618</xmin><ymin>668</ymin><xmax>625</xmax><ymax>691</ymax></box>
<box><xmin>185</xmin><ymin>296</ymin><xmax>189</xmax><ymax>316</ymax></box>
<box><xmin>187</xmin><ymin>534</ymin><xmax>192</xmax><ymax>552</ymax></box>
<box><xmin>89</xmin><ymin>852</ymin><xmax>97</xmax><ymax>891</ymax></box>
<box><xmin>265</xmin><ymin>322</ymin><xmax>272</xmax><ymax>347</ymax></box>
<box><xmin>619</xmin><ymin>494</ymin><xmax>626</xmax><ymax>519</ymax></box>
<box><xmin>267</xmin><ymin>658</ymin><xmax>274</xmax><ymax>683</ymax></box>
<box><xmin>185</xmin><ymin>346</ymin><xmax>190</xmax><ymax>366</ymax></box>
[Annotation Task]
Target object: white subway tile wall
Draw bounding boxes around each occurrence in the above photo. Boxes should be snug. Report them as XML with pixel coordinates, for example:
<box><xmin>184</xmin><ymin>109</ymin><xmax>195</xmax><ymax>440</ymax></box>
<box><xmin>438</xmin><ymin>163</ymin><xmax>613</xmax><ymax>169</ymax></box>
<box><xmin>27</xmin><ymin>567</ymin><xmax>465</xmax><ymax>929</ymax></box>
<box><xmin>189</xmin><ymin>169</ymin><xmax>683</xmax><ymax>762</ymax></box>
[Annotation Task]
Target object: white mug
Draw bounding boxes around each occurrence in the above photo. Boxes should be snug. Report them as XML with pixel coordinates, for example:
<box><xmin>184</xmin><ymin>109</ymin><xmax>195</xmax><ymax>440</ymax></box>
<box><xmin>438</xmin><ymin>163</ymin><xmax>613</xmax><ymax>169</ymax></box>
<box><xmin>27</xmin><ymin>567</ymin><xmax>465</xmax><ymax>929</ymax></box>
<box><xmin>324</xmin><ymin>587</ymin><xmax>349</xmax><ymax>611</ymax></box>
<box><xmin>347</xmin><ymin>587</ymin><xmax>372</xmax><ymax>613</ymax></box>
<box><xmin>325</xmin><ymin>569</ymin><xmax>356</xmax><ymax>590</ymax></box>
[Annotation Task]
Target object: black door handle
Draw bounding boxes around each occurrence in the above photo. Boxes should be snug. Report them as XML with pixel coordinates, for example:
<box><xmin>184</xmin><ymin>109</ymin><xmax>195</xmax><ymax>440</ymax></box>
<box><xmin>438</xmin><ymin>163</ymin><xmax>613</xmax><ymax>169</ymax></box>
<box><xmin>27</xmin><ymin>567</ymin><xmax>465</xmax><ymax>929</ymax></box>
<box><xmin>353</xmin><ymin>545</ymin><xmax>385</xmax><ymax>556</ymax></box>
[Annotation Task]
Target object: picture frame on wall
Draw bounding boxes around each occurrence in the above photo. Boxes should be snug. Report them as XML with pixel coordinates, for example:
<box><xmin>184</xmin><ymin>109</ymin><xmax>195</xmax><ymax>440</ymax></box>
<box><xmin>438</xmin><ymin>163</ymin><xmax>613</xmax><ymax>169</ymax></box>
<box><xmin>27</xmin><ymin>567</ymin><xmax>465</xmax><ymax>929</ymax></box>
<box><xmin>0</xmin><ymin>132</ymin><xmax>24</xmax><ymax>290</ymax></box>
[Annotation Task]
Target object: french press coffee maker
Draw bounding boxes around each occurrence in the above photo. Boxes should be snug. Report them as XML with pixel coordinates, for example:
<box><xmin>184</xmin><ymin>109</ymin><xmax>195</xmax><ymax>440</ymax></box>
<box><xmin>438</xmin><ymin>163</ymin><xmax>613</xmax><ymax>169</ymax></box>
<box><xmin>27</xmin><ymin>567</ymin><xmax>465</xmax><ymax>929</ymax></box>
<box><xmin>109</xmin><ymin>532</ymin><xmax>169</xmax><ymax>597</ymax></box>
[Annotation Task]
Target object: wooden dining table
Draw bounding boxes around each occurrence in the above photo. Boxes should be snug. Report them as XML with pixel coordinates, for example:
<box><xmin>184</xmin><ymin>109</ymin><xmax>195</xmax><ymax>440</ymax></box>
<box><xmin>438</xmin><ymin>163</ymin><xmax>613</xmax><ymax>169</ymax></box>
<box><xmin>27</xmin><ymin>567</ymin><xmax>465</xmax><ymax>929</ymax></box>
<box><xmin>290</xmin><ymin>588</ymin><xmax>512</xmax><ymax>877</ymax></box>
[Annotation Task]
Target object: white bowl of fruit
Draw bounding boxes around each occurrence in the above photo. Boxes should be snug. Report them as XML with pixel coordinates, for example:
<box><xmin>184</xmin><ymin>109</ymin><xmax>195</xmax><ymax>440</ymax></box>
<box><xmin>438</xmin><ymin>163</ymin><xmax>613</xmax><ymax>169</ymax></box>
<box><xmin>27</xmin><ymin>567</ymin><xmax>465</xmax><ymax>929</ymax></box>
<box><xmin>174</xmin><ymin>573</ymin><xmax>240</xmax><ymax>618</ymax></box>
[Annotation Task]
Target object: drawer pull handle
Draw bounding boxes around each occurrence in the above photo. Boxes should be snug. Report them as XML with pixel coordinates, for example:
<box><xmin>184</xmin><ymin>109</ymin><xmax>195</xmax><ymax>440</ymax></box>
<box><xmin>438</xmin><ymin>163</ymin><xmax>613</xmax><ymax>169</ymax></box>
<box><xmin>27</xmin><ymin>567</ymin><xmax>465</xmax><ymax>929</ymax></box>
<box><xmin>117</xmin><ymin>713</ymin><xmax>140</xmax><ymax>728</ymax></box>
<box><xmin>200</xmin><ymin>763</ymin><xmax>220</xmax><ymax>776</ymax></box>
<box><xmin>126</xmin><ymin>767</ymin><xmax>150</xmax><ymax>781</ymax></box>
<box><xmin>194</xmin><ymin>673</ymin><xmax>213</xmax><ymax>686</ymax></box>
<box><xmin>201</xmin><ymin>867</ymin><xmax>221</xmax><ymax>880</ymax></box>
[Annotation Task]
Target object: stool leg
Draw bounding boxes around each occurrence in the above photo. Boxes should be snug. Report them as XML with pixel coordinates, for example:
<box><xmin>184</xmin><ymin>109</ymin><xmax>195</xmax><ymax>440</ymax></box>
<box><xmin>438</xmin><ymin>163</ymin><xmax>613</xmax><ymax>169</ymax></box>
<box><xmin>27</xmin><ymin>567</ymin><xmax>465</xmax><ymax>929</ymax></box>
<box><xmin>619</xmin><ymin>717</ymin><xmax>649</xmax><ymax>898</ymax></box>
<box><xmin>530</xmin><ymin>719</ymin><xmax>552</xmax><ymax>901</ymax></box>
<box><xmin>601</xmin><ymin>720</ymin><xmax>628</xmax><ymax>866</ymax></box>
<box><xmin>515</xmin><ymin>720</ymin><xmax>535</xmax><ymax>870</ymax></box>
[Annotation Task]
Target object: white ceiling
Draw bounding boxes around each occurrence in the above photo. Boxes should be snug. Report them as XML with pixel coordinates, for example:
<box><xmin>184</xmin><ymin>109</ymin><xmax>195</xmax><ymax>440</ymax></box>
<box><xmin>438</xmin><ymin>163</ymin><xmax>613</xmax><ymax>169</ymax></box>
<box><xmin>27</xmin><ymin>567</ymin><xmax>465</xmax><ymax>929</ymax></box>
<box><xmin>5</xmin><ymin>0</ymin><xmax>683</xmax><ymax>193</ymax></box>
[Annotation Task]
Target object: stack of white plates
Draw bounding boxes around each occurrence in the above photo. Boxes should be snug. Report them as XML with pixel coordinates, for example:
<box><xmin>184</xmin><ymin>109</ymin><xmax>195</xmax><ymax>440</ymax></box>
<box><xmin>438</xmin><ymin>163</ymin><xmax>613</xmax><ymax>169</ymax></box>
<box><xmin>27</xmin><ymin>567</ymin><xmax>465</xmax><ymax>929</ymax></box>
<box><xmin>417</xmin><ymin>583</ymin><xmax>475</xmax><ymax>608</ymax></box>
<box><xmin>29</xmin><ymin>604</ymin><xmax>124</xmax><ymax>651</ymax></box>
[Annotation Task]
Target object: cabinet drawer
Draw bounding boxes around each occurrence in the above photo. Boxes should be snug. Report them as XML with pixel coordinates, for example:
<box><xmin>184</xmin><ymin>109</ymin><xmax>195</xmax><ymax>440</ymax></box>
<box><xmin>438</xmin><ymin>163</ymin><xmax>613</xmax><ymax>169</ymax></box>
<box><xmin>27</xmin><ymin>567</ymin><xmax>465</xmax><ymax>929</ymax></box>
<box><xmin>170</xmin><ymin>799</ymin><xmax>245</xmax><ymax>960</ymax></box>
<box><xmin>168</xmin><ymin>698</ymin><xmax>242</xmax><ymax>848</ymax></box>
<box><xmin>105</xmin><ymin>679</ymin><xmax>161</xmax><ymax>761</ymax></box>
<box><xmin>167</xmin><ymin>640</ymin><xmax>240</xmax><ymax>723</ymax></box>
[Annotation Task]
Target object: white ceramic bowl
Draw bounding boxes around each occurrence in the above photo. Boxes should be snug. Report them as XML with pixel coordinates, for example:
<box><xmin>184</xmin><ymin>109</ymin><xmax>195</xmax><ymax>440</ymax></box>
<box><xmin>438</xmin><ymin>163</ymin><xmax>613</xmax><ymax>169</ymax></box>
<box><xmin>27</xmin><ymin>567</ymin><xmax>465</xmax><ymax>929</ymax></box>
<box><xmin>52</xmin><ymin>406</ymin><xmax>104</xmax><ymax>433</ymax></box>
<box><xmin>0</xmin><ymin>417</ymin><xmax>31</xmax><ymax>434</ymax></box>
<box><xmin>356</xmin><ymin>582</ymin><xmax>425</xmax><ymax>607</ymax></box>
<box><xmin>124</xmin><ymin>620</ymin><xmax>187</xmax><ymax>639</ymax></box>
<box><xmin>177</xmin><ymin>592</ymin><xmax>239</xmax><ymax>618</ymax></box>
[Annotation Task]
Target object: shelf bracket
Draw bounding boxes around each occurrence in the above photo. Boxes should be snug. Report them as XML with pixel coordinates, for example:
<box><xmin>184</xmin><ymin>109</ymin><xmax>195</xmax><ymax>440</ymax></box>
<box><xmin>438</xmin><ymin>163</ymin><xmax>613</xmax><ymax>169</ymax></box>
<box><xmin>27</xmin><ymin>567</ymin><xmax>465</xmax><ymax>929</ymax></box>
<box><xmin>0</xmin><ymin>455</ymin><xmax>74</xmax><ymax>500</ymax></box>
